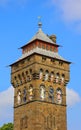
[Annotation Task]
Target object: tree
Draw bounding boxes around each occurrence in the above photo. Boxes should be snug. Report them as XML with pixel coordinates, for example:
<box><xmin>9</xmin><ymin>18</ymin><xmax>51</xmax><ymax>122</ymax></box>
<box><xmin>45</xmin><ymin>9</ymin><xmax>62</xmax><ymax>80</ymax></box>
<box><xmin>0</xmin><ymin>123</ymin><xmax>13</xmax><ymax>130</ymax></box>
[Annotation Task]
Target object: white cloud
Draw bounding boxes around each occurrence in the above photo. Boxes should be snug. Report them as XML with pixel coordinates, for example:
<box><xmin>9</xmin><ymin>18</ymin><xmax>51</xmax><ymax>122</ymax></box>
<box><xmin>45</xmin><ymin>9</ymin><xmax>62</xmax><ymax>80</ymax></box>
<box><xmin>0</xmin><ymin>87</ymin><xmax>14</xmax><ymax>106</ymax></box>
<box><xmin>60</xmin><ymin>0</ymin><xmax>81</xmax><ymax>22</ymax></box>
<box><xmin>50</xmin><ymin>0</ymin><xmax>81</xmax><ymax>33</ymax></box>
<box><xmin>0</xmin><ymin>86</ymin><xmax>14</xmax><ymax>126</ymax></box>
<box><xmin>66</xmin><ymin>88</ymin><xmax>81</xmax><ymax>107</ymax></box>
<box><xmin>0</xmin><ymin>86</ymin><xmax>81</xmax><ymax>126</ymax></box>
<box><xmin>52</xmin><ymin>0</ymin><xmax>81</xmax><ymax>22</ymax></box>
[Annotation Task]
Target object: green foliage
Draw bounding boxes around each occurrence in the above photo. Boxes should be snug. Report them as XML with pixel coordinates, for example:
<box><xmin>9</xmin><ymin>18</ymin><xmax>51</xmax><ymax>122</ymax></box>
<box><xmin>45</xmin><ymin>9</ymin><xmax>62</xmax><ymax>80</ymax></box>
<box><xmin>0</xmin><ymin>123</ymin><xmax>13</xmax><ymax>130</ymax></box>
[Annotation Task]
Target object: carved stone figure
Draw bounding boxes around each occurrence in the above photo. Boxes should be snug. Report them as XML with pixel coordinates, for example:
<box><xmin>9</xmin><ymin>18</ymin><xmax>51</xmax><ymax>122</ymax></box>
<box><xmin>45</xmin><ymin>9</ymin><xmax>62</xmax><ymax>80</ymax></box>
<box><xmin>17</xmin><ymin>91</ymin><xmax>21</xmax><ymax>104</ymax></box>
<box><xmin>57</xmin><ymin>89</ymin><xmax>62</xmax><ymax>104</ymax></box>
<box><xmin>40</xmin><ymin>86</ymin><xmax>45</xmax><ymax>100</ymax></box>
<box><xmin>29</xmin><ymin>85</ymin><xmax>33</xmax><ymax>100</ymax></box>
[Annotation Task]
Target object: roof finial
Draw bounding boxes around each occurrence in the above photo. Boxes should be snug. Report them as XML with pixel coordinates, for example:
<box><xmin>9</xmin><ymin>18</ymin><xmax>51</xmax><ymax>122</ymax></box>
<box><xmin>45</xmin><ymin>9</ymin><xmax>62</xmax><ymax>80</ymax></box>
<box><xmin>38</xmin><ymin>16</ymin><xmax>42</xmax><ymax>30</ymax></box>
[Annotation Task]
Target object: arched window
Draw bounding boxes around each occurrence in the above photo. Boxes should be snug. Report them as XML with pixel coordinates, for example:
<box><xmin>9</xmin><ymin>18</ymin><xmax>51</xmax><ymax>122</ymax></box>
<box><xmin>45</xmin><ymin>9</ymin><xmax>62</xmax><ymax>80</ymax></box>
<box><xmin>14</xmin><ymin>76</ymin><xmax>17</xmax><ymax>80</ymax></box>
<box><xmin>40</xmin><ymin>85</ymin><xmax>45</xmax><ymax>100</ymax></box>
<box><xmin>49</xmin><ymin>86</ymin><xmax>54</xmax><ymax>103</ymax></box>
<box><xmin>30</xmin><ymin>69</ymin><xmax>32</xmax><ymax>74</ymax></box>
<box><xmin>23</xmin><ymin>88</ymin><xmax>27</xmax><ymax>102</ymax></box>
<box><xmin>18</xmin><ymin>74</ymin><xmax>20</xmax><ymax>79</ymax></box>
<box><xmin>26</xmin><ymin>71</ymin><xmax>28</xmax><ymax>75</ymax></box>
<box><xmin>29</xmin><ymin>69</ymin><xmax>32</xmax><ymax>81</ymax></box>
<box><xmin>17</xmin><ymin>90</ymin><xmax>21</xmax><ymax>105</ymax></box>
<box><xmin>14</xmin><ymin>76</ymin><xmax>18</xmax><ymax>86</ymax></box>
<box><xmin>29</xmin><ymin>85</ymin><xmax>33</xmax><ymax>100</ymax></box>
<box><xmin>39</xmin><ymin>69</ymin><xmax>43</xmax><ymax>79</ymax></box>
<box><xmin>55</xmin><ymin>73</ymin><xmax>59</xmax><ymax>83</ymax></box>
<box><xmin>22</xmin><ymin>72</ymin><xmax>25</xmax><ymax>82</ymax></box>
<box><xmin>25</xmin><ymin>71</ymin><xmax>28</xmax><ymax>81</ymax></box>
<box><xmin>45</xmin><ymin>70</ymin><xmax>49</xmax><ymax>81</ymax></box>
<box><xmin>56</xmin><ymin>88</ymin><xmax>62</xmax><ymax>104</ymax></box>
<box><xmin>18</xmin><ymin>74</ymin><xmax>22</xmax><ymax>85</ymax></box>
<box><xmin>61</xmin><ymin>74</ymin><xmax>65</xmax><ymax>83</ymax></box>
<box><xmin>50</xmin><ymin>72</ymin><xmax>54</xmax><ymax>82</ymax></box>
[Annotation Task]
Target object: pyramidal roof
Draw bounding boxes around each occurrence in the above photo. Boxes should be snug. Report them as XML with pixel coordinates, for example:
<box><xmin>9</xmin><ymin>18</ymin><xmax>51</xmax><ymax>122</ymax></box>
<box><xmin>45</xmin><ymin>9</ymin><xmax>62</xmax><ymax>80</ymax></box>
<box><xmin>21</xmin><ymin>28</ymin><xmax>57</xmax><ymax>49</ymax></box>
<box><xmin>10</xmin><ymin>26</ymin><xmax>71</xmax><ymax>65</ymax></box>
<box><xmin>28</xmin><ymin>28</ymin><xmax>55</xmax><ymax>44</ymax></box>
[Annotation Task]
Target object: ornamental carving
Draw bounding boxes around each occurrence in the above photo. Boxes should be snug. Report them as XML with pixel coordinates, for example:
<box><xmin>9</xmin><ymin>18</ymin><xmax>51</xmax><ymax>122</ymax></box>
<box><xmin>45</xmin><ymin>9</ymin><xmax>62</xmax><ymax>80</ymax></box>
<box><xmin>20</xmin><ymin>116</ymin><xmax>28</xmax><ymax>130</ymax></box>
<box><xmin>46</xmin><ymin>114</ymin><xmax>56</xmax><ymax>130</ymax></box>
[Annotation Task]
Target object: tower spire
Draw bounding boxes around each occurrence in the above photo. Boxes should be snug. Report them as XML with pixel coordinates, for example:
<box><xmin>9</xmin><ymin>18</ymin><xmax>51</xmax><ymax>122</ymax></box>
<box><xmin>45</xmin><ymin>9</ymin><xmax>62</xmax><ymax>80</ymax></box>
<box><xmin>38</xmin><ymin>16</ymin><xmax>42</xmax><ymax>30</ymax></box>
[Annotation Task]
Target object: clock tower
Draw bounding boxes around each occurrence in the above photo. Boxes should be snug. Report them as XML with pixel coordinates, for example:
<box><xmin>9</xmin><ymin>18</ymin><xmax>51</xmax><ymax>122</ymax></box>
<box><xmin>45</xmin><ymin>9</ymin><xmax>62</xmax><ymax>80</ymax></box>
<box><xmin>10</xmin><ymin>23</ymin><xmax>70</xmax><ymax>130</ymax></box>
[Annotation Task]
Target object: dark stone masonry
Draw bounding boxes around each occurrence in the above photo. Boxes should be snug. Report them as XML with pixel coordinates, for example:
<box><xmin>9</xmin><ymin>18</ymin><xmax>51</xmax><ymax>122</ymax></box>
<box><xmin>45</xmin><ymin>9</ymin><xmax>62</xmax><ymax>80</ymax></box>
<box><xmin>10</xmin><ymin>25</ymin><xmax>70</xmax><ymax>130</ymax></box>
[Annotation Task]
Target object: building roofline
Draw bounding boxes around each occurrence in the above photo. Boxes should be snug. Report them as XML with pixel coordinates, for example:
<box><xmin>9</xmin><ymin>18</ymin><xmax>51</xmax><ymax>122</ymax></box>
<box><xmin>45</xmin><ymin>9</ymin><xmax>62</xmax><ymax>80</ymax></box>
<box><xmin>10</xmin><ymin>52</ymin><xmax>71</xmax><ymax>66</ymax></box>
<box><xmin>20</xmin><ymin>39</ymin><xmax>60</xmax><ymax>49</ymax></box>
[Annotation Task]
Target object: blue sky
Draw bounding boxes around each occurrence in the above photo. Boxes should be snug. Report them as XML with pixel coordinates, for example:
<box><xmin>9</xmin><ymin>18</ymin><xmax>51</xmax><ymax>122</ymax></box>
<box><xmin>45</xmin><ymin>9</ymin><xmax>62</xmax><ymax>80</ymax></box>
<box><xmin>0</xmin><ymin>0</ymin><xmax>81</xmax><ymax>130</ymax></box>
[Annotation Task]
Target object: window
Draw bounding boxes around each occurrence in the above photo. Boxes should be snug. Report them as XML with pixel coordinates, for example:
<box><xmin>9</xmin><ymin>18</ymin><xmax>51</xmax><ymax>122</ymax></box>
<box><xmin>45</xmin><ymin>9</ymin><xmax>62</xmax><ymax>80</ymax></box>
<box><xmin>27</xmin><ymin>57</ymin><xmax>30</xmax><ymax>61</ymax></box>
<box><xmin>56</xmin><ymin>88</ymin><xmax>62</xmax><ymax>104</ymax></box>
<box><xmin>15</xmin><ymin>63</ymin><xmax>19</xmax><ymax>69</ymax></box>
<box><xmin>26</xmin><ymin>71</ymin><xmax>28</xmax><ymax>75</ymax></box>
<box><xmin>18</xmin><ymin>74</ymin><xmax>22</xmax><ymax>85</ymax></box>
<box><xmin>14</xmin><ymin>76</ymin><xmax>17</xmax><ymax>80</ymax></box>
<box><xmin>42</xmin><ymin>56</ymin><xmax>46</xmax><ymax>61</ymax></box>
<box><xmin>26</xmin><ymin>71</ymin><xmax>28</xmax><ymax>81</ymax></box>
<box><xmin>49</xmin><ymin>86</ymin><xmax>54</xmax><ymax>103</ymax></box>
<box><xmin>30</xmin><ymin>69</ymin><xmax>32</xmax><ymax>74</ymax></box>
<box><xmin>21</xmin><ymin>60</ymin><xmax>25</xmax><ymax>64</ymax></box>
<box><xmin>23</xmin><ymin>88</ymin><xmax>27</xmax><ymax>103</ymax></box>
<box><xmin>59</xmin><ymin>61</ymin><xmax>63</xmax><ymax>66</ymax></box>
<box><xmin>51</xmin><ymin>58</ymin><xmax>55</xmax><ymax>62</ymax></box>
<box><xmin>29</xmin><ymin>69</ymin><xmax>32</xmax><ymax>81</ymax></box>
<box><xmin>40</xmin><ymin>85</ymin><xmax>45</xmax><ymax>100</ymax></box>
<box><xmin>18</xmin><ymin>74</ymin><xmax>21</xmax><ymax>79</ymax></box>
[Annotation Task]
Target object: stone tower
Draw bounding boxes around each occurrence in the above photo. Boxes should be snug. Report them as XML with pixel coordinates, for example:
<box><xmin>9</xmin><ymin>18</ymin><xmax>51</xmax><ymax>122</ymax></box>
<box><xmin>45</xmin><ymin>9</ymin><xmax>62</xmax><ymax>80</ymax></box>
<box><xmin>10</xmin><ymin>24</ymin><xmax>70</xmax><ymax>130</ymax></box>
